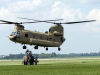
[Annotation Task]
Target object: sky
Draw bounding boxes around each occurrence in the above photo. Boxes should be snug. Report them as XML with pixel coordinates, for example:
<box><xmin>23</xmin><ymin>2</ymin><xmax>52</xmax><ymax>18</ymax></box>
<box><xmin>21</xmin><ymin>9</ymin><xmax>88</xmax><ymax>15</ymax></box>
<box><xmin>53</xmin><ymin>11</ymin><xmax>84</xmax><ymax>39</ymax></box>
<box><xmin>0</xmin><ymin>0</ymin><xmax>100</xmax><ymax>55</ymax></box>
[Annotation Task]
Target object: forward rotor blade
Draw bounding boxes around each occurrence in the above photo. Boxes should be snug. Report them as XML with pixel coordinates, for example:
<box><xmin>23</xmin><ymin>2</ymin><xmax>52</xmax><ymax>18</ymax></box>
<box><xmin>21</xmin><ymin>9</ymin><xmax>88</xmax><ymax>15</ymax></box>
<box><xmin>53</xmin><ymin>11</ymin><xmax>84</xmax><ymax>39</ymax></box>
<box><xmin>17</xmin><ymin>17</ymin><xmax>35</xmax><ymax>20</ymax></box>
<box><xmin>0</xmin><ymin>20</ymin><xmax>15</xmax><ymax>24</ymax></box>
<box><xmin>22</xmin><ymin>22</ymin><xmax>41</xmax><ymax>24</ymax></box>
<box><xmin>0</xmin><ymin>23</ymin><xmax>11</xmax><ymax>24</ymax></box>
<box><xmin>0</xmin><ymin>19</ymin><xmax>41</xmax><ymax>24</ymax></box>
<box><xmin>17</xmin><ymin>17</ymin><xmax>63</xmax><ymax>22</ymax></box>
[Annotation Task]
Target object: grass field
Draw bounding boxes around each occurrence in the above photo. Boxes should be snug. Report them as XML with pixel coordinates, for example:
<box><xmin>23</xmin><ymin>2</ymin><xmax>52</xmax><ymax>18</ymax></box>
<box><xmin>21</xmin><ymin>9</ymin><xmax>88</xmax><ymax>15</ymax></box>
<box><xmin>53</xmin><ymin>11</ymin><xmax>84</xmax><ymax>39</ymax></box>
<box><xmin>0</xmin><ymin>58</ymin><xmax>100</xmax><ymax>75</ymax></box>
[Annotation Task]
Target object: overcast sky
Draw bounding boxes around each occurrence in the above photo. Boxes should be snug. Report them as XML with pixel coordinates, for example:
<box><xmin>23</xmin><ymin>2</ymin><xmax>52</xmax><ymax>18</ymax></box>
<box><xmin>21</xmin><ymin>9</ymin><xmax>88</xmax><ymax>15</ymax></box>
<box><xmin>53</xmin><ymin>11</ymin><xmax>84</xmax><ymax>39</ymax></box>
<box><xmin>0</xmin><ymin>0</ymin><xmax>100</xmax><ymax>55</ymax></box>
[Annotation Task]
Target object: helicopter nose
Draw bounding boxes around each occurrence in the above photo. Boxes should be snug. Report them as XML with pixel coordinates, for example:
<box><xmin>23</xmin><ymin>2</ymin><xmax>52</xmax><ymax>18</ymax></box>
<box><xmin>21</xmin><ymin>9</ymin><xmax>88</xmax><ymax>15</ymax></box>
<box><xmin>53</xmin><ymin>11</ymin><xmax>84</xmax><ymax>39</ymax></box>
<box><xmin>9</xmin><ymin>35</ymin><xmax>17</xmax><ymax>40</ymax></box>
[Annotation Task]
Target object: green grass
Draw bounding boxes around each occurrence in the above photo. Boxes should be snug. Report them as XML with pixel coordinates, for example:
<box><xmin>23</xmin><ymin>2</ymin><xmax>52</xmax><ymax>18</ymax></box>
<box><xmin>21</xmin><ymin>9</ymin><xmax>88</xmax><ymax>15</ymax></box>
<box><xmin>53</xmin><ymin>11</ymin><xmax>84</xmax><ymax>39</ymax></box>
<box><xmin>0</xmin><ymin>59</ymin><xmax>100</xmax><ymax>75</ymax></box>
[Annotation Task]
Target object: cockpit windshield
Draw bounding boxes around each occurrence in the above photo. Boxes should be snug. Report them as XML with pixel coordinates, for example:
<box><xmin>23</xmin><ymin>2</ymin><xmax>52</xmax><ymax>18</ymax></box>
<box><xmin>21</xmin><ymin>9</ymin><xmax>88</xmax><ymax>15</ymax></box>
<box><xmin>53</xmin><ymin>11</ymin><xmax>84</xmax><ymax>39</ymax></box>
<box><xmin>10</xmin><ymin>32</ymin><xmax>18</xmax><ymax>36</ymax></box>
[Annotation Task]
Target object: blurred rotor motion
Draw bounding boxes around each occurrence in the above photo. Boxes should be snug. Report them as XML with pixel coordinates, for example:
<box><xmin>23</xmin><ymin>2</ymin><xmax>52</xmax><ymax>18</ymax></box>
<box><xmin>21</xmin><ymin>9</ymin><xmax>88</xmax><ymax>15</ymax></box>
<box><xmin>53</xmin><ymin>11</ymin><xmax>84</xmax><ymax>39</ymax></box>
<box><xmin>0</xmin><ymin>17</ymin><xmax>96</xmax><ymax>25</ymax></box>
<box><xmin>17</xmin><ymin>17</ymin><xmax>63</xmax><ymax>22</ymax></box>
<box><xmin>17</xmin><ymin>17</ymin><xmax>96</xmax><ymax>25</ymax></box>
<box><xmin>0</xmin><ymin>18</ymin><xmax>64</xmax><ymax>25</ymax></box>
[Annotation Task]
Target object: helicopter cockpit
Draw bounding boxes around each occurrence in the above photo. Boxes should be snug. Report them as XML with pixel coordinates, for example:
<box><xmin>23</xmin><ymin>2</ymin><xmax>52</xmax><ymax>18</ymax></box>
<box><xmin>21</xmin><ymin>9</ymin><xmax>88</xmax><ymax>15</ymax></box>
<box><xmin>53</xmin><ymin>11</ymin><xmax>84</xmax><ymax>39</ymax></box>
<box><xmin>10</xmin><ymin>32</ymin><xmax>18</xmax><ymax>36</ymax></box>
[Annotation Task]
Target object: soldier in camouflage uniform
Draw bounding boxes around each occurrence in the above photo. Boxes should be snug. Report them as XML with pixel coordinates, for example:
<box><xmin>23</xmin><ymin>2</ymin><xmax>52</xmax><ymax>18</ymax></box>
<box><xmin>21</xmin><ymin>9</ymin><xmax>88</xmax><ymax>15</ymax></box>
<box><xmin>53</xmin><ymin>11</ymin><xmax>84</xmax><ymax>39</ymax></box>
<box><xmin>23</xmin><ymin>49</ymin><xmax>29</xmax><ymax>65</ymax></box>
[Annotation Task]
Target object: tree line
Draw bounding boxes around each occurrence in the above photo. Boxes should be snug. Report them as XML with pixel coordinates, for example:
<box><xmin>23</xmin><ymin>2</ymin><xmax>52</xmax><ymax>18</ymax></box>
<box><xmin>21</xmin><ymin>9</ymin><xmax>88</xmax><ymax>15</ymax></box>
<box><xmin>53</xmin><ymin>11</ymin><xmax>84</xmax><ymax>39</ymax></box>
<box><xmin>2</xmin><ymin>51</ymin><xmax>100</xmax><ymax>59</ymax></box>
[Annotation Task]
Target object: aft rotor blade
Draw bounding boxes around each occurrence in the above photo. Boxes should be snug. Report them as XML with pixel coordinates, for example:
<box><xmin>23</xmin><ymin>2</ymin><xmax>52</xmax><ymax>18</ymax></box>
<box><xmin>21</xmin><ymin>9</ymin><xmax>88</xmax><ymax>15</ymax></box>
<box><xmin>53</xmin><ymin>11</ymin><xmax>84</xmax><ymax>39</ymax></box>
<box><xmin>40</xmin><ymin>19</ymin><xmax>63</xmax><ymax>22</ymax></box>
<box><xmin>0</xmin><ymin>20</ymin><xmax>42</xmax><ymax>25</ymax></box>
<box><xmin>62</xmin><ymin>20</ymin><xmax>96</xmax><ymax>24</ymax></box>
<box><xmin>43</xmin><ymin>20</ymin><xmax>96</xmax><ymax>24</ymax></box>
<box><xmin>41</xmin><ymin>21</ymin><xmax>55</xmax><ymax>24</ymax></box>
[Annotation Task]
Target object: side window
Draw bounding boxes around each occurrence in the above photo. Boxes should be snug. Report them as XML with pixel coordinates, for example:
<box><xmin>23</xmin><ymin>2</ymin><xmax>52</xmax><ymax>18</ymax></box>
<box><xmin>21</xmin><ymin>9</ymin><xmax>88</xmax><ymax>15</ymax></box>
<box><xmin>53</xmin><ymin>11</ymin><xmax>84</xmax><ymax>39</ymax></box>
<box><xmin>40</xmin><ymin>36</ymin><xmax>42</xmax><ymax>39</ymax></box>
<box><xmin>47</xmin><ymin>37</ymin><xmax>48</xmax><ymax>40</ymax></box>
<box><xmin>54</xmin><ymin>38</ymin><xmax>55</xmax><ymax>41</ymax></box>
<box><xmin>25</xmin><ymin>34</ymin><xmax>28</xmax><ymax>37</ymax></box>
<box><xmin>33</xmin><ymin>35</ymin><xmax>35</xmax><ymax>38</ymax></box>
<box><xmin>49</xmin><ymin>28</ymin><xmax>51</xmax><ymax>32</ymax></box>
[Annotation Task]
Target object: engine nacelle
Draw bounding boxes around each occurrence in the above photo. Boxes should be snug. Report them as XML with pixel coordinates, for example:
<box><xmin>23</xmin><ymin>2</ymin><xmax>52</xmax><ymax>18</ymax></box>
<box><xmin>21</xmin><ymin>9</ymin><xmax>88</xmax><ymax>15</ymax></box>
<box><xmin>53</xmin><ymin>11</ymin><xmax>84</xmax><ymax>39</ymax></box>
<box><xmin>53</xmin><ymin>31</ymin><xmax>63</xmax><ymax>36</ymax></box>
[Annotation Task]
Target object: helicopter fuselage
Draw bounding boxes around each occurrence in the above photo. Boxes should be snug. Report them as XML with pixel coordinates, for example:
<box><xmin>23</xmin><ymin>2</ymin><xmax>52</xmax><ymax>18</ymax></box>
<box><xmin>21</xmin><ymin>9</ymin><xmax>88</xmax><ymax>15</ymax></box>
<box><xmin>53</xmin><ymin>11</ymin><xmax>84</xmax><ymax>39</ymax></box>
<box><xmin>9</xmin><ymin>30</ymin><xmax>65</xmax><ymax>47</ymax></box>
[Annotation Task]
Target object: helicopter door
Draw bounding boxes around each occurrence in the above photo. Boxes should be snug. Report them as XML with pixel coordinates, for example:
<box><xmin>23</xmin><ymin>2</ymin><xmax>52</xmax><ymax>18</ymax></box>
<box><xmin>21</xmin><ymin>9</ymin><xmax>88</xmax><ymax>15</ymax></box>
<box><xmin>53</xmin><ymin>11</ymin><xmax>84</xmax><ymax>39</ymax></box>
<box><xmin>17</xmin><ymin>31</ymin><xmax>28</xmax><ymax>43</ymax></box>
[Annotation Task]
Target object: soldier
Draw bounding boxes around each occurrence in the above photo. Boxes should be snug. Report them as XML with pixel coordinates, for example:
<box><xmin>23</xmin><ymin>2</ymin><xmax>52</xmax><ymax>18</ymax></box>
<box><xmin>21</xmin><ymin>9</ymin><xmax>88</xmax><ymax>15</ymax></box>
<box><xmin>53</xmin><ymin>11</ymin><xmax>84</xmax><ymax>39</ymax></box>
<box><xmin>26</xmin><ymin>49</ymin><xmax>29</xmax><ymax>55</ymax></box>
<box><xmin>32</xmin><ymin>56</ymin><xmax>34</xmax><ymax>65</ymax></box>
<box><xmin>28</xmin><ymin>51</ymin><xmax>35</xmax><ymax>65</ymax></box>
<box><xmin>23</xmin><ymin>54</ymin><xmax>28</xmax><ymax>65</ymax></box>
<box><xmin>29</xmin><ymin>51</ymin><xmax>32</xmax><ymax>56</ymax></box>
<box><xmin>23</xmin><ymin>49</ymin><xmax>30</xmax><ymax>65</ymax></box>
<box><xmin>35</xmin><ymin>57</ymin><xmax>38</xmax><ymax>65</ymax></box>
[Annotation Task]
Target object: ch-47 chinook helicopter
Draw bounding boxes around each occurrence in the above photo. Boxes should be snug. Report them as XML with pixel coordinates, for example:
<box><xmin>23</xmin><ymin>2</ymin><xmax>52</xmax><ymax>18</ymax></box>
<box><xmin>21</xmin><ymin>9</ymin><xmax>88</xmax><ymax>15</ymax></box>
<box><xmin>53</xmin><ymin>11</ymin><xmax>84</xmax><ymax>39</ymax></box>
<box><xmin>0</xmin><ymin>18</ymin><xmax>96</xmax><ymax>51</ymax></box>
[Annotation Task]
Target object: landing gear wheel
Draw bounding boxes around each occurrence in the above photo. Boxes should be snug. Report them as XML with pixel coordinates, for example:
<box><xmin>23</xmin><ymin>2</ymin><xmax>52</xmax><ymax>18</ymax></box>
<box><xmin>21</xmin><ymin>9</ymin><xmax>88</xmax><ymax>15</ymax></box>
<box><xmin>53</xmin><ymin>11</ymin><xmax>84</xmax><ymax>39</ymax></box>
<box><xmin>46</xmin><ymin>48</ymin><xmax>48</xmax><ymax>51</ymax></box>
<box><xmin>34</xmin><ymin>46</ymin><xmax>38</xmax><ymax>49</ymax></box>
<box><xmin>23</xmin><ymin>46</ymin><xmax>27</xmax><ymax>49</ymax></box>
<box><xmin>58</xmin><ymin>47</ymin><xmax>61</xmax><ymax>51</ymax></box>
